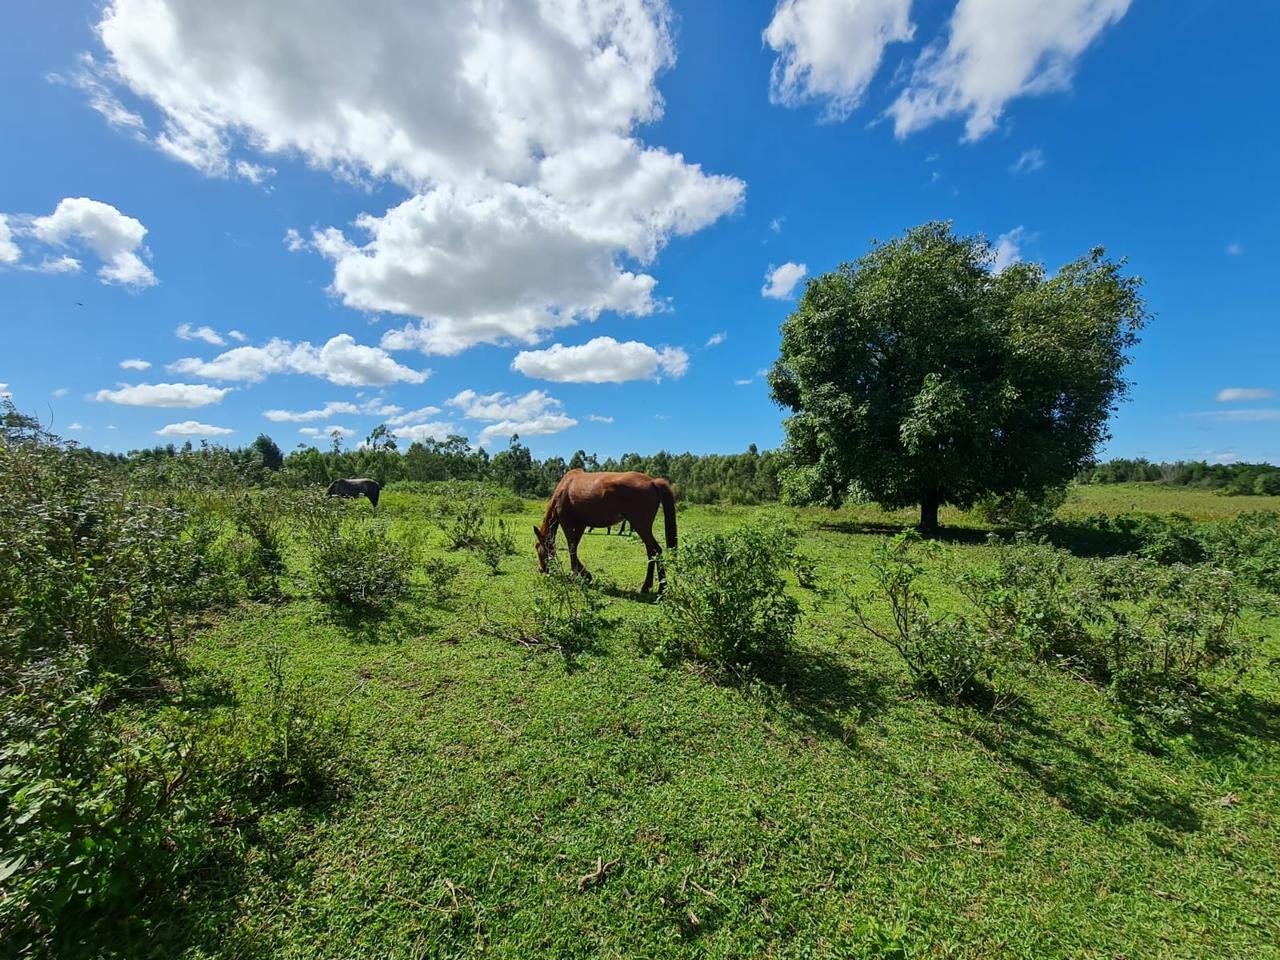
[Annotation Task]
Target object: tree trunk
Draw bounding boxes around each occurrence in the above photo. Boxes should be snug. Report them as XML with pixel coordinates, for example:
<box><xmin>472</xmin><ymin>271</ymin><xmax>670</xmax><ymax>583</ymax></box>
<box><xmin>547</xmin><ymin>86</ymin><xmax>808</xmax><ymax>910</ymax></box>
<box><xmin>919</xmin><ymin>493</ymin><xmax>941</xmax><ymax>537</ymax></box>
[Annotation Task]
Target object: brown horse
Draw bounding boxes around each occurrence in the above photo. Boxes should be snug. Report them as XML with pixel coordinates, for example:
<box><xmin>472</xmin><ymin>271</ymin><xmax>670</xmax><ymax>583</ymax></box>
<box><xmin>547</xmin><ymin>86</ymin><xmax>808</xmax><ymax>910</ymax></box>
<box><xmin>533</xmin><ymin>470</ymin><xmax>676</xmax><ymax>592</ymax></box>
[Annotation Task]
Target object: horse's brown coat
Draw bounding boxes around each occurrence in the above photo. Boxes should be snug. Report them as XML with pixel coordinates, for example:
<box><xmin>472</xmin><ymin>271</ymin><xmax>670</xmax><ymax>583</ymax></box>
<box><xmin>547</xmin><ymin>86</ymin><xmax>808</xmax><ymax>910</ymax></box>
<box><xmin>533</xmin><ymin>470</ymin><xmax>676</xmax><ymax>592</ymax></box>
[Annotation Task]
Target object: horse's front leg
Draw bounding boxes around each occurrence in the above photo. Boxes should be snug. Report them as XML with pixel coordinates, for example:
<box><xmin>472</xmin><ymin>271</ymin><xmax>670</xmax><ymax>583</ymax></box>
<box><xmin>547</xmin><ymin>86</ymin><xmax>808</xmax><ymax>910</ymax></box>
<box><xmin>565</xmin><ymin>525</ymin><xmax>592</xmax><ymax>581</ymax></box>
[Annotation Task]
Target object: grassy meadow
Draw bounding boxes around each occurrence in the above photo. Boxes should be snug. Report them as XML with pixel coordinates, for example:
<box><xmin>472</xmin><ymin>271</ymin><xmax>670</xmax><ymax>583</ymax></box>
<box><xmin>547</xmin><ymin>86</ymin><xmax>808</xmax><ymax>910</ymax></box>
<box><xmin>102</xmin><ymin>482</ymin><xmax>1277</xmax><ymax>960</ymax></box>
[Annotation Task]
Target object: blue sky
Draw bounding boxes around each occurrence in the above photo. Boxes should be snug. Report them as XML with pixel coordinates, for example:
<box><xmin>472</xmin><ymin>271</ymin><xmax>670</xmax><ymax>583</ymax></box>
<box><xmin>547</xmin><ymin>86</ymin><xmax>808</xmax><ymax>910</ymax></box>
<box><xmin>1</xmin><ymin>0</ymin><xmax>1276</xmax><ymax>464</ymax></box>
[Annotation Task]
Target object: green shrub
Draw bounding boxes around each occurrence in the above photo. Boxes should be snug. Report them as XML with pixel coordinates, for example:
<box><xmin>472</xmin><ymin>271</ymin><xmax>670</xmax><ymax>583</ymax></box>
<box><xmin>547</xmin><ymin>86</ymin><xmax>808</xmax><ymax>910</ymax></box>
<box><xmin>1089</xmin><ymin>557</ymin><xmax>1251</xmax><ymax>723</ymax></box>
<box><xmin>422</xmin><ymin>556</ymin><xmax>462</xmax><ymax>604</ymax></box>
<box><xmin>658</xmin><ymin>523</ymin><xmax>800</xmax><ymax>673</ymax></box>
<box><xmin>226</xmin><ymin>495</ymin><xmax>287</xmax><ymax>601</ymax></box>
<box><xmin>971</xmin><ymin>486</ymin><xmax>1068</xmax><ymax>529</ymax></box>
<box><xmin>850</xmin><ymin>533</ymin><xmax>999</xmax><ymax>703</ymax></box>
<box><xmin>302</xmin><ymin>502</ymin><xmax>414</xmax><ymax>617</ymax></box>
<box><xmin>478</xmin><ymin>517</ymin><xmax>517</xmax><ymax>574</ymax></box>
<box><xmin>527</xmin><ymin>557</ymin><xmax>609</xmax><ymax>659</ymax></box>
<box><xmin>1200</xmin><ymin>511</ymin><xmax>1280</xmax><ymax>596</ymax></box>
<box><xmin>0</xmin><ymin>438</ymin><xmax>230</xmax><ymax>667</ymax></box>
<box><xmin>435</xmin><ymin>487</ymin><xmax>487</xmax><ymax>550</ymax></box>
<box><xmin>959</xmin><ymin>536</ymin><xmax>1100</xmax><ymax>664</ymax></box>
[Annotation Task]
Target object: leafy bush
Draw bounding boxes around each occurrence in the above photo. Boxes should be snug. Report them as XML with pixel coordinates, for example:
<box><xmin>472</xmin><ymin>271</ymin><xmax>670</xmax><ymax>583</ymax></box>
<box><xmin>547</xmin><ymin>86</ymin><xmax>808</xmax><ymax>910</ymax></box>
<box><xmin>1200</xmin><ymin>511</ymin><xmax>1280</xmax><ymax>596</ymax></box>
<box><xmin>658</xmin><ymin>523</ymin><xmax>800</xmax><ymax>673</ymax></box>
<box><xmin>422</xmin><ymin>556</ymin><xmax>462</xmax><ymax>604</ymax></box>
<box><xmin>0</xmin><ymin>651</ymin><xmax>212</xmax><ymax>949</ymax></box>
<box><xmin>971</xmin><ymin>486</ymin><xmax>1068</xmax><ymax>529</ymax></box>
<box><xmin>436</xmin><ymin>486</ymin><xmax>487</xmax><ymax>550</ymax></box>
<box><xmin>226</xmin><ymin>495</ymin><xmax>287</xmax><ymax>601</ymax></box>
<box><xmin>526</xmin><ymin>557</ymin><xmax>609</xmax><ymax>659</ymax></box>
<box><xmin>1088</xmin><ymin>557</ymin><xmax>1251</xmax><ymax>723</ymax></box>
<box><xmin>850</xmin><ymin>534</ymin><xmax>999</xmax><ymax>703</ymax></box>
<box><xmin>0</xmin><ymin>433</ymin><xmax>230</xmax><ymax>668</ymax></box>
<box><xmin>959</xmin><ymin>535</ymin><xmax>1100</xmax><ymax>664</ymax></box>
<box><xmin>302</xmin><ymin>501</ymin><xmax>414</xmax><ymax>617</ymax></box>
<box><xmin>478</xmin><ymin>517</ymin><xmax>517</xmax><ymax>574</ymax></box>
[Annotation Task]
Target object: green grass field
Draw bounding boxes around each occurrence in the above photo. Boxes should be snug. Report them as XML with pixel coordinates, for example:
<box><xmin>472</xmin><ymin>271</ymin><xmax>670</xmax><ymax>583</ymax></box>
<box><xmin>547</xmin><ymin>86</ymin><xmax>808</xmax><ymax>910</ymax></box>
<box><xmin>144</xmin><ymin>484</ymin><xmax>1280</xmax><ymax>959</ymax></box>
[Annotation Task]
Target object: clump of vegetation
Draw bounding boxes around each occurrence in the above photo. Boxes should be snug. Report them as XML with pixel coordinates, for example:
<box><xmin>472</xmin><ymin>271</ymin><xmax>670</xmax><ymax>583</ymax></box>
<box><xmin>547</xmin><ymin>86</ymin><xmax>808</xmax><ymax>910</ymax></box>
<box><xmin>226</xmin><ymin>494</ymin><xmax>288</xmax><ymax>601</ymax></box>
<box><xmin>958</xmin><ymin>535</ymin><xmax>1099</xmax><ymax>664</ymax></box>
<box><xmin>478</xmin><ymin>517</ymin><xmax>517</xmax><ymax>574</ymax></box>
<box><xmin>437</xmin><ymin>485</ymin><xmax>488</xmax><ymax>550</ymax></box>
<box><xmin>1088</xmin><ymin>557</ymin><xmax>1251</xmax><ymax>723</ymax></box>
<box><xmin>972</xmin><ymin>486</ymin><xmax>1069</xmax><ymax>530</ymax></box>
<box><xmin>851</xmin><ymin>534</ymin><xmax>1001</xmax><ymax>703</ymax></box>
<box><xmin>302</xmin><ymin>498</ymin><xmax>415</xmax><ymax>618</ymax></box>
<box><xmin>523</xmin><ymin>558</ymin><xmax>610</xmax><ymax>660</ymax></box>
<box><xmin>1201</xmin><ymin>511</ymin><xmax>1280</xmax><ymax>596</ymax></box>
<box><xmin>422</xmin><ymin>556</ymin><xmax>462</xmax><ymax>604</ymax></box>
<box><xmin>658</xmin><ymin>522</ymin><xmax>801</xmax><ymax>674</ymax></box>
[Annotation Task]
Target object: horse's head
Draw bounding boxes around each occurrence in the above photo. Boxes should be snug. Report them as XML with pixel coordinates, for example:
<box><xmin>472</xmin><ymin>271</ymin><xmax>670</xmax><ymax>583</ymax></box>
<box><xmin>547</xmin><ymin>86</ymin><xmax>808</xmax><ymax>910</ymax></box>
<box><xmin>532</xmin><ymin>525</ymin><xmax>553</xmax><ymax>573</ymax></box>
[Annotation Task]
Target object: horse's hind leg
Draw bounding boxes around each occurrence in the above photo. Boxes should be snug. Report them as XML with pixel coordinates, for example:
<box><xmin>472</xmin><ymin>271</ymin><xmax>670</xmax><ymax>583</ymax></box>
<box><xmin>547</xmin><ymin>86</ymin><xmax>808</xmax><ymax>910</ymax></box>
<box><xmin>636</xmin><ymin>526</ymin><xmax>662</xmax><ymax>593</ymax></box>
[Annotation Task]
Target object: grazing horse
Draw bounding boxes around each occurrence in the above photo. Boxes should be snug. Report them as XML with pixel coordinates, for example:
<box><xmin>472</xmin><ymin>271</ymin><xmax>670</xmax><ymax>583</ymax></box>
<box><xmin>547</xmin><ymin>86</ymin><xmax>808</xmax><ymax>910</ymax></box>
<box><xmin>534</xmin><ymin>470</ymin><xmax>676</xmax><ymax>593</ymax></box>
<box><xmin>326</xmin><ymin>477</ymin><xmax>381</xmax><ymax>510</ymax></box>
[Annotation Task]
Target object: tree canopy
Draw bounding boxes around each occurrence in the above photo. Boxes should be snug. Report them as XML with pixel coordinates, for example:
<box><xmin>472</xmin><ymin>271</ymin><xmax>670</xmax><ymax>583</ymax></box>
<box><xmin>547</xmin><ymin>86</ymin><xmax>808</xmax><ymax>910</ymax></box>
<box><xmin>768</xmin><ymin>222</ymin><xmax>1148</xmax><ymax>531</ymax></box>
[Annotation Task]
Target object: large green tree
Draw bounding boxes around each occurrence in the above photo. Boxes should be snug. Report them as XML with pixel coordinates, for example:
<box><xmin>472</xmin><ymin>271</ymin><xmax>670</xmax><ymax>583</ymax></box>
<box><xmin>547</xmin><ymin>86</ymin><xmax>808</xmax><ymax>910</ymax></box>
<box><xmin>768</xmin><ymin>222</ymin><xmax>1148</xmax><ymax>533</ymax></box>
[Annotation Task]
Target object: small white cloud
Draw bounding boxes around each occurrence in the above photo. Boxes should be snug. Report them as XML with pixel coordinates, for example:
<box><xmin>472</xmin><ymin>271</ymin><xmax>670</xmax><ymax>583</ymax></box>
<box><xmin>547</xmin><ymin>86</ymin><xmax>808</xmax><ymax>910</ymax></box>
<box><xmin>762</xmin><ymin>261</ymin><xmax>808</xmax><ymax>299</ymax></box>
<box><xmin>386</xmin><ymin>405</ymin><xmax>443</xmax><ymax>427</ymax></box>
<box><xmin>171</xmin><ymin>334</ymin><xmax>429</xmax><ymax>387</ymax></box>
<box><xmin>1210</xmin><ymin>451</ymin><xmax>1240</xmax><ymax>464</ymax></box>
<box><xmin>227</xmin><ymin>329</ymin><xmax>247</xmax><ymax>342</ymax></box>
<box><xmin>68</xmin><ymin>422</ymin><xmax>85</xmax><ymax>431</ymax></box>
<box><xmin>1012</xmin><ymin>148</ymin><xmax>1045</xmax><ymax>174</ymax></box>
<box><xmin>764</xmin><ymin>0</ymin><xmax>915</xmax><ymax>119</ymax></box>
<box><xmin>29</xmin><ymin>197</ymin><xmax>157</xmax><ymax>287</ymax></box>
<box><xmin>992</xmin><ymin>227</ymin><xmax>1025</xmax><ymax>271</ymax></box>
<box><xmin>0</xmin><ymin>215</ymin><xmax>21</xmax><ymax>264</ymax></box>
<box><xmin>156</xmin><ymin>420</ymin><xmax>234</xmax><ymax>437</ymax></box>
<box><xmin>52</xmin><ymin>387</ymin><xmax>69</xmax><ymax>397</ymax></box>
<box><xmin>119</xmin><ymin>358</ymin><xmax>151</xmax><ymax>370</ymax></box>
<box><xmin>1193</xmin><ymin>409</ymin><xmax>1280</xmax><ymax>423</ymax></box>
<box><xmin>300</xmin><ymin>425</ymin><xmax>355</xmax><ymax>439</ymax></box>
<box><xmin>175</xmin><ymin>322</ymin><xmax>226</xmax><ymax>346</ymax></box>
<box><xmin>478</xmin><ymin>414</ymin><xmax>577</xmax><ymax>446</ymax></box>
<box><xmin>234</xmin><ymin>160</ymin><xmax>275</xmax><ymax>184</ymax></box>
<box><xmin>512</xmin><ymin>337</ymin><xmax>688</xmax><ymax>383</ymax></box>
<box><xmin>1216</xmin><ymin>387</ymin><xmax>1275</xmax><ymax>403</ymax></box>
<box><xmin>587</xmin><ymin>414</ymin><xmax>613</xmax><ymax>424</ymax></box>
<box><xmin>283</xmin><ymin>228</ymin><xmax>307</xmax><ymax>252</ymax></box>
<box><xmin>1225</xmin><ymin>242</ymin><xmax>1243</xmax><ymax>257</ymax></box>
<box><xmin>735</xmin><ymin>378</ymin><xmax>753</xmax><ymax>386</ymax></box>
<box><xmin>38</xmin><ymin>255</ymin><xmax>82</xmax><ymax>274</ymax></box>
<box><xmin>0</xmin><ymin>383</ymin><xmax>10</xmax><ymax>398</ymax></box>
<box><xmin>770</xmin><ymin>217</ymin><xmax>784</xmax><ymax>234</ymax></box>
<box><xmin>391</xmin><ymin>421</ymin><xmax>456</xmax><ymax>444</ymax></box>
<box><xmin>94</xmin><ymin>382</ymin><xmax>232</xmax><ymax>408</ymax></box>
<box><xmin>705</xmin><ymin>332</ymin><xmax>727</xmax><ymax>348</ymax></box>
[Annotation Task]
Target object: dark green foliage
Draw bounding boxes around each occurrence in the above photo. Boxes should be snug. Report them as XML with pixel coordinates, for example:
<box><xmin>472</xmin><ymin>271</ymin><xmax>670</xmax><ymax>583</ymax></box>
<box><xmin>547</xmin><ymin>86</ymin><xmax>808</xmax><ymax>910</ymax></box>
<box><xmin>302</xmin><ymin>499</ymin><xmax>414</xmax><ymax>618</ymax></box>
<box><xmin>1082</xmin><ymin>457</ymin><xmax>1280</xmax><ymax>495</ymax></box>
<box><xmin>1201</xmin><ymin>511</ymin><xmax>1280</xmax><ymax>596</ymax></box>
<box><xmin>525</xmin><ymin>558</ymin><xmax>609</xmax><ymax>660</ymax></box>
<box><xmin>851</xmin><ymin>534</ymin><xmax>1001</xmax><ymax>703</ymax></box>
<box><xmin>770</xmin><ymin>222</ymin><xmax>1147</xmax><ymax>530</ymax></box>
<box><xmin>251</xmin><ymin>433</ymin><xmax>284</xmax><ymax>472</ymax></box>
<box><xmin>658</xmin><ymin>523</ymin><xmax>801</xmax><ymax>673</ymax></box>
<box><xmin>226</xmin><ymin>495</ymin><xmax>287</xmax><ymax>601</ymax></box>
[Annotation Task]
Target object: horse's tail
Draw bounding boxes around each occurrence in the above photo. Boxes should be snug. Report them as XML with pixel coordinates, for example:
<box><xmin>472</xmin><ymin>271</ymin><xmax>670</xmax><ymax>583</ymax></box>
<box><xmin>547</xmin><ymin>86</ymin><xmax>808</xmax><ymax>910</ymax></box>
<box><xmin>656</xmin><ymin>479</ymin><xmax>677</xmax><ymax>550</ymax></box>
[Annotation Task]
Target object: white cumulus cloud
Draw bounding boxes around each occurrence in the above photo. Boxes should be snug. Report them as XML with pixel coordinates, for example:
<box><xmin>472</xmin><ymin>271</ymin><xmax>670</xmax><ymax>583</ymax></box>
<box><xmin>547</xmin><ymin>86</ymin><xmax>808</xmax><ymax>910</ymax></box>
<box><xmin>587</xmin><ymin>414</ymin><xmax>614</xmax><ymax>423</ymax></box>
<box><xmin>300</xmin><ymin>425</ymin><xmax>355</xmax><ymax>440</ymax></box>
<box><xmin>1011</xmin><ymin>147</ymin><xmax>1045</xmax><ymax>174</ymax></box>
<box><xmin>512</xmin><ymin>336</ymin><xmax>688</xmax><ymax>383</ymax></box>
<box><xmin>889</xmin><ymin>0</ymin><xmax>1133</xmax><ymax>141</ymax></box>
<box><xmin>1216</xmin><ymin>387</ymin><xmax>1276</xmax><ymax>403</ymax></box>
<box><xmin>156</xmin><ymin>420</ymin><xmax>233</xmax><ymax>436</ymax></box>
<box><xmin>29</xmin><ymin>197</ymin><xmax>157</xmax><ymax>287</ymax></box>
<box><xmin>119</xmin><ymin>358</ymin><xmax>151</xmax><ymax>370</ymax></box>
<box><xmin>89</xmin><ymin>0</ymin><xmax>744</xmax><ymax>354</ymax></box>
<box><xmin>764</xmin><ymin>0</ymin><xmax>915</xmax><ymax>119</ymax></box>
<box><xmin>94</xmin><ymin>382</ymin><xmax>231</xmax><ymax>407</ymax></box>
<box><xmin>175</xmin><ymin>322</ymin><xmax>225</xmax><ymax>346</ymax></box>
<box><xmin>390</xmin><ymin>421</ymin><xmax>457</xmax><ymax>444</ymax></box>
<box><xmin>170</xmin><ymin>334</ymin><xmax>429</xmax><ymax>387</ymax></box>
<box><xmin>991</xmin><ymin>227</ymin><xmax>1026</xmax><ymax>271</ymax></box>
<box><xmin>762</xmin><ymin>261</ymin><xmax>808</xmax><ymax>299</ymax></box>
<box><xmin>705</xmin><ymin>332</ymin><xmax>726</xmax><ymax>348</ymax></box>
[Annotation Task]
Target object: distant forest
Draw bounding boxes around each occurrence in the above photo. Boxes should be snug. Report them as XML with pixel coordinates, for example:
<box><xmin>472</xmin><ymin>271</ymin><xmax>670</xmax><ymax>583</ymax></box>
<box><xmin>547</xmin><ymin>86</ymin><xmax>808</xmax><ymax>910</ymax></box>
<box><xmin>1079</xmin><ymin>458</ymin><xmax>1280</xmax><ymax>496</ymax></box>
<box><xmin>58</xmin><ymin>426</ymin><xmax>1280</xmax><ymax>504</ymax></box>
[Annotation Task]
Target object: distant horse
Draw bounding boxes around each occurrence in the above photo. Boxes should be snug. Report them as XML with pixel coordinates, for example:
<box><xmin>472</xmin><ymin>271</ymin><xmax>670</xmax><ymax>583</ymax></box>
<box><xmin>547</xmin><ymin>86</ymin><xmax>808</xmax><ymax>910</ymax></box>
<box><xmin>534</xmin><ymin>470</ymin><xmax>676</xmax><ymax>593</ymax></box>
<box><xmin>588</xmin><ymin>519</ymin><xmax>630</xmax><ymax>536</ymax></box>
<box><xmin>326</xmin><ymin>478</ymin><xmax>381</xmax><ymax>510</ymax></box>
